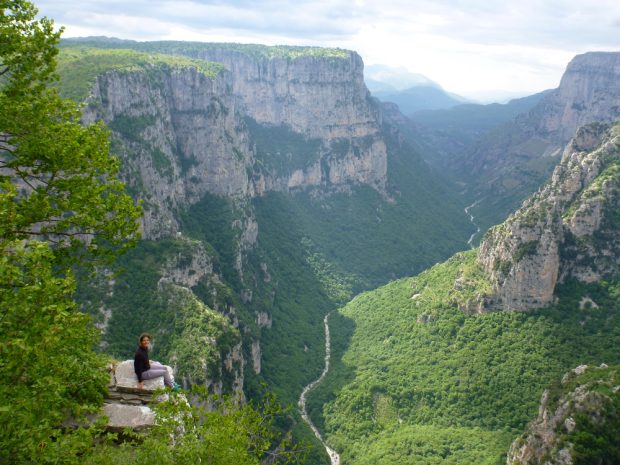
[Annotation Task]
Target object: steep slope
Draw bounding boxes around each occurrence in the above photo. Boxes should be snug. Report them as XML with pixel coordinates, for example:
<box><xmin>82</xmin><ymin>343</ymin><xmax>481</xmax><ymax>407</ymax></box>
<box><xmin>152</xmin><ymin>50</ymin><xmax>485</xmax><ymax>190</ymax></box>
<box><xmin>312</xmin><ymin>123</ymin><xmax>620</xmax><ymax>465</ymax></box>
<box><xmin>410</xmin><ymin>52</ymin><xmax>620</xmax><ymax>239</ymax></box>
<box><xmin>58</xmin><ymin>39</ymin><xmax>473</xmax><ymax>465</ymax></box>
<box><xmin>508</xmin><ymin>364</ymin><xmax>620</xmax><ymax>465</ymax></box>
<box><xmin>479</xmin><ymin>122</ymin><xmax>620</xmax><ymax>310</ymax></box>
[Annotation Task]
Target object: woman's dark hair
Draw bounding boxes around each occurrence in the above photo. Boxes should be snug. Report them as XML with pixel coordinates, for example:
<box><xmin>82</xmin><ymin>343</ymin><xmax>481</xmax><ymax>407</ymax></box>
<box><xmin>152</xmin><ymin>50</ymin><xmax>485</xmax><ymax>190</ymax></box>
<box><xmin>139</xmin><ymin>332</ymin><xmax>152</xmax><ymax>343</ymax></box>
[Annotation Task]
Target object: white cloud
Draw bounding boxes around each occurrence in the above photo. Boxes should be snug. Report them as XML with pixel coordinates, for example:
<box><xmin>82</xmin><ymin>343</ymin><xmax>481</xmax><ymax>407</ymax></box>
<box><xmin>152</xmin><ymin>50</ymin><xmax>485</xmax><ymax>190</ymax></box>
<box><xmin>34</xmin><ymin>0</ymin><xmax>620</xmax><ymax>101</ymax></box>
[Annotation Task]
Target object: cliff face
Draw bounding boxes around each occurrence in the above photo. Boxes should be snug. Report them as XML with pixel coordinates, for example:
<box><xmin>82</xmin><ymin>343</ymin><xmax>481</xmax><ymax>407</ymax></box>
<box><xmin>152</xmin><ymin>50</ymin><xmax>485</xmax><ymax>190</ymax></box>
<box><xmin>179</xmin><ymin>48</ymin><xmax>388</xmax><ymax>191</ymax></box>
<box><xmin>537</xmin><ymin>52</ymin><xmax>620</xmax><ymax>144</ymax></box>
<box><xmin>80</xmin><ymin>47</ymin><xmax>389</xmax><ymax>238</ymax></box>
<box><xmin>82</xmin><ymin>66</ymin><xmax>255</xmax><ymax>239</ymax></box>
<box><xmin>478</xmin><ymin>122</ymin><xmax>620</xmax><ymax>311</ymax></box>
<box><xmin>452</xmin><ymin>52</ymin><xmax>620</xmax><ymax>236</ymax></box>
<box><xmin>507</xmin><ymin>364</ymin><xmax>620</xmax><ymax>465</ymax></box>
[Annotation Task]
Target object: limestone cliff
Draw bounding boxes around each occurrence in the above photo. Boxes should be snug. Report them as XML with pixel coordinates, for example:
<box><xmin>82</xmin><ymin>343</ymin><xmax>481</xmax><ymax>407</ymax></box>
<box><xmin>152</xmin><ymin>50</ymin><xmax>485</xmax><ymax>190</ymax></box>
<box><xmin>173</xmin><ymin>45</ymin><xmax>388</xmax><ymax>191</ymax></box>
<box><xmin>72</xmin><ymin>42</ymin><xmax>390</xmax><ymax>240</ymax></box>
<box><xmin>537</xmin><ymin>52</ymin><xmax>620</xmax><ymax>144</ymax></box>
<box><xmin>507</xmin><ymin>364</ymin><xmax>620</xmax><ymax>465</ymax></box>
<box><xmin>81</xmin><ymin>65</ymin><xmax>256</xmax><ymax>239</ymax></box>
<box><xmin>478</xmin><ymin>122</ymin><xmax>620</xmax><ymax>311</ymax></box>
<box><xmin>456</xmin><ymin>52</ymin><xmax>620</xmax><ymax>235</ymax></box>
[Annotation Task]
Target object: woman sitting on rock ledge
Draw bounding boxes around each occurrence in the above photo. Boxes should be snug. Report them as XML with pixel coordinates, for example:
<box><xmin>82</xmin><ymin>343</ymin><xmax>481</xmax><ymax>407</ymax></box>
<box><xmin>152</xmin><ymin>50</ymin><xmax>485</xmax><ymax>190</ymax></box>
<box><xmin>134</xmin><ymin>333</ymin><xmax>180</xmax><ymax>391</ymax></box>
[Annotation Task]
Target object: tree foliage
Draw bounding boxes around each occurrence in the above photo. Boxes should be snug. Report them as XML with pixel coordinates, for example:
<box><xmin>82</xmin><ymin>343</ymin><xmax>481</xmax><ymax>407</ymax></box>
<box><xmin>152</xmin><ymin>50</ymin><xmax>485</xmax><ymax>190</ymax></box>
<box><xmin>0</xmin><ymin>1</ymin><xmax>141</xmax><ymax>463</ymax></box>
<box><xmin>0</xmin><ymin>1</ymin><xmax>141</xmax><ymax>265</ymax></box>
<box><xmin>89</xmin><ymin>388</ymin><xmax>305</xmax><ymax>465</ymax></box>
<box><xmin>312</xmin><ymin>251</ymin><xmax>620</xmax><ymax>465</ymax></box>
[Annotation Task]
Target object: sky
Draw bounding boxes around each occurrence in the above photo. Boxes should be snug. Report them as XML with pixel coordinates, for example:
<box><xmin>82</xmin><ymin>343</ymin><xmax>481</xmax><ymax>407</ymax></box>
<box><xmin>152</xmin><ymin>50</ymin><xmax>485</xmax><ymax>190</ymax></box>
<box><xmin>34</xmin><ymin>0</ymin><xmax>620</xmax><ymax>102</ymax></box>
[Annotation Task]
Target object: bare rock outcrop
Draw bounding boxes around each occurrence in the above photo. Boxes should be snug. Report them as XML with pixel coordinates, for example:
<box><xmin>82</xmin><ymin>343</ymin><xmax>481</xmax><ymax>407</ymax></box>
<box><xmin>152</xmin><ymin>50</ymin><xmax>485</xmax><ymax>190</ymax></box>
<box><xmin>507</xmin><ymin>364</ymin><xmax>620</xmax><ymax>465</ymax></box>
<box><xmin>538</xmin><ymin>52</ymin><xmax>620</xmax><ymax>144</ymax></box>
<box><xmin>103</xmin><ymin>360</ymin><xmax>175</xmax><ymax>432</ymax></box>
<box><xmin>156</xmin><ymin>45</ymin><xmax>388</xmax><ymax>192</ymax></box>
<box><xmin>478</xmin><ymin>122</ymin><xmax>620</xmax><ymax>310</ymax></box>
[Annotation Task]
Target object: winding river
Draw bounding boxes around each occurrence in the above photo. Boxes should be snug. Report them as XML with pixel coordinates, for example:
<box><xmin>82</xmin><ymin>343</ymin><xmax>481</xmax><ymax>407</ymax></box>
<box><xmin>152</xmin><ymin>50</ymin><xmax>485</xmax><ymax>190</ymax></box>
<box><xmin>298</xmin><ymin>312</ymin><xmax>340</xmax><ymax>465</ymax></box>
<box><xmin>465</xmin><ymin>200</ymin><xmax>481</xmax><ymax>248</ymax></box>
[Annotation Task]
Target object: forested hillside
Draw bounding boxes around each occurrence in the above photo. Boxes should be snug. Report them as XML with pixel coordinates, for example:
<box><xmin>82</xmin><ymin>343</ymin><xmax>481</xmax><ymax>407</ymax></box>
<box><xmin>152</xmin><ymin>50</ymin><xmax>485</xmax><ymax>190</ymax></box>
<box><xmin>310</xmin><ymin>123</ymin><xmax>620</xmax><ymax>464</ymax></box>
<box><xmin>311</xmin><ymin>254</ymin><xmax>620</xmax><ymax>464</ymax></box>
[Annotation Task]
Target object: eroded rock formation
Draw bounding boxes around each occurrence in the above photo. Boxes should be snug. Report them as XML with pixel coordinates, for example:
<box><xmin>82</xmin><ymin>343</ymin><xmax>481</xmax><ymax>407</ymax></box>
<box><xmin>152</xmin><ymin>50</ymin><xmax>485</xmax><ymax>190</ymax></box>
<box><xmin>478</xmin><ymin>122</ymin><xmax>620</xmax><ymax>310</ymax></box>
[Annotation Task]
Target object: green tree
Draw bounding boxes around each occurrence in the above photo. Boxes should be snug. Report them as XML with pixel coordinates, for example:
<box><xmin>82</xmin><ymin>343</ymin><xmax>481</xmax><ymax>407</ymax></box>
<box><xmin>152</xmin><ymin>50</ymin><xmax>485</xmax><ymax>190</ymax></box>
<box><xmin>0</xmin><ymin>1</ymin><xmax>141</xmax><ymax>463</ymax></box>
<box><xmin>0</xmin><ymin>1</ymin><xmax>140</xmax><ymax>264</ymax></box>
<box><xmin>89</xmin><ymin>388</ymin><xmax>305</xmax><ymax>465</ymax></box>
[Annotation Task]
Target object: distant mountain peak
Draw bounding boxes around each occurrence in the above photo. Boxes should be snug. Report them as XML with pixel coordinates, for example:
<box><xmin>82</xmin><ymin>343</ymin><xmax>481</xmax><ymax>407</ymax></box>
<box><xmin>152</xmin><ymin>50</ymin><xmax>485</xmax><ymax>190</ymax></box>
<box><xmin>364</xmin><ymin>64</ymin><xmax>439</xmax><ymax>92</ymax></box>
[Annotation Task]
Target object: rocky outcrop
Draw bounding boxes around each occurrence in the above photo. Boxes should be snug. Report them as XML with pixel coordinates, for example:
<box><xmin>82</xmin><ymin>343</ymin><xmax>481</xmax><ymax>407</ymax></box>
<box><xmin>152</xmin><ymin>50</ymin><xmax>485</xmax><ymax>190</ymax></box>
<box><xmin>82</xmin><ymin>65</ymin><xmax>255</xmax><ymax>239</ymax></box>
<box><xmin>251</xmin><ymin>339</ymin><xmax>261</xmax><ymax>374</ymax></box>
<box><xmin>103</xmin><ymin>360</ymin><xmax>175</xmax><ymax>432</ymax></box>
<box><xmin>507</xmin><ymin>364</ymin><xmax>620</xmax><ymax>465</ymax></box>
<box><xmin>478</xmin><ymin>122</ymin><xmax>620</xmax><ymax>310</ymax></box>
<box><xmin>161</xmin><ymin>239</ymin><xmax>215</xmax><ymax>288</ymax></box>
<box><xmin>537</xmin><ymin>52</ymin><xmax>620</xmax><ymax>144</ymax></box>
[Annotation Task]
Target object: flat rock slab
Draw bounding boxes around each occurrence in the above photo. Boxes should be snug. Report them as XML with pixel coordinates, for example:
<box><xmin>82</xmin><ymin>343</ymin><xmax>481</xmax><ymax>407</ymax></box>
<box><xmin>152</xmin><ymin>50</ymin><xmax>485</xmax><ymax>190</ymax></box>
<box><xmin>104</xmin><ymin>403</ymin><xmax>155</xmax><ymax>432</ymax></box>
<box><xmin>114</xmin><ymin>359</ymin><xmax>174</xmax><ymax>392</ymax></box>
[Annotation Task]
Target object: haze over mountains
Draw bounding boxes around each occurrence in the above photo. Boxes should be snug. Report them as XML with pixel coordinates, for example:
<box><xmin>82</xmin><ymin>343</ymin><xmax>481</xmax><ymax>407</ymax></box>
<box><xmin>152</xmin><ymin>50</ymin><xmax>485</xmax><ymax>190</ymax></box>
<box><xmin>52</xmin><ymin>36</ymin><xmax>620</xmax><ymax>465</ymax></box>
<box><xmin>365</xmin><ymin>64</ymin><xmax>471</xmax><ymax>114</ymax></box>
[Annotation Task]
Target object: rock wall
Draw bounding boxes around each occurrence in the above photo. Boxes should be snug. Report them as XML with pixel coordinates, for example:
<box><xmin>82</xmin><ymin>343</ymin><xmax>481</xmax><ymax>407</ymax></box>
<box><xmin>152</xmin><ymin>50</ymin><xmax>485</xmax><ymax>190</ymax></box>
<box><xmin>478</xmin><ymin>122</ymin><xmax>620</xmax><ymax>310</ymax></box>
<box><xmin>82</xmin><ymin>66</ymin><xmax>255</xmax><ymax>239</ymax></box>
<box><xmin>537</xmin><ymin>52</ymin><xmax>620</xmax><ymax>144</ymax></box>
<box><xmin>176</xmin><ymin>47</ymin><xmax>388</xmax><ymax>191</ymax></box>
<box><xmin>507</xmin><ymin>364</ymin><xmax>620</xmax><ymax>465</ymax></box>
<box><xmin>81</xmin><ymin>47</ymin><xmax>390</xmax><ymax>239</ymax></box>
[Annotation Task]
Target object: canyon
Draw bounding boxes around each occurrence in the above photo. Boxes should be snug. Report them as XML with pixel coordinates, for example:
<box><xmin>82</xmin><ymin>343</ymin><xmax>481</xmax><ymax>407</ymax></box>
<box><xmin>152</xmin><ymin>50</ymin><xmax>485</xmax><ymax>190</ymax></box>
<box><xmin>55</xmin><ymin>39</ymin><xmax>620</xmax><ymax>465</ymax></box>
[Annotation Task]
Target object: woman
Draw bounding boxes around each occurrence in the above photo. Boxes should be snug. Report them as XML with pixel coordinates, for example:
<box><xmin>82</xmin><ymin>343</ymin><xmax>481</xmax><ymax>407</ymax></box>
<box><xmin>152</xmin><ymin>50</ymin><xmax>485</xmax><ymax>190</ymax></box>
<box><xmin>133</xmin><ymin>332</ymin><xmax>179</xmax><ymax>390</ymax></box>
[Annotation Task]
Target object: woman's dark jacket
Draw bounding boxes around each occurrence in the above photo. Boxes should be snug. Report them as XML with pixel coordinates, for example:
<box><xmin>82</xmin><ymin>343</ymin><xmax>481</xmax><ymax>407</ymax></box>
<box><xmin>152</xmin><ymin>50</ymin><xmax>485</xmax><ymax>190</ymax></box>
<box><xmin>134</xmin><ymin>346</ymin><xmax>150</xmax><ymax>382</ymax></box>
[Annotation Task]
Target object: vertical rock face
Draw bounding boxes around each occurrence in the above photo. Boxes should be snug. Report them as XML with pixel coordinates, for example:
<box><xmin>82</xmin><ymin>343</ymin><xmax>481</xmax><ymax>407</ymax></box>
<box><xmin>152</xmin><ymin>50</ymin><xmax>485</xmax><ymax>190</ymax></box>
<box><xmin>182</xmin><ymin>48</ymin><xmax>388</xmax><ymax>190</ymax></box>
<box><xmin>478</xmin><ymin>122</ymin><xmax>620</xmax><ymax>311</ymax></box>
<box><xmin>82</xmin><ymin>66</ymin><xmax>255</xmax><ymax>239</ymax></box>
<box><xmin>79</xmin><ymin>46</ymin><xmax>391</xmax><ymax>238</ymax></box>
<box><xmin>538</xmin><ymin>52</ymin><xmax>620</xmax><ymax>143</ymax></box>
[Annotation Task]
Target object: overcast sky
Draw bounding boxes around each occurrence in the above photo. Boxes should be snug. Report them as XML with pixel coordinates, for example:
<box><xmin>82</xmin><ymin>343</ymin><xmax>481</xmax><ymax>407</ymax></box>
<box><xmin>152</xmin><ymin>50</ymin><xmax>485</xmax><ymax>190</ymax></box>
<box><xmin>34</xmin><ymin>0</ymin><xmax>620</xmax><ymax>102</ymax></box>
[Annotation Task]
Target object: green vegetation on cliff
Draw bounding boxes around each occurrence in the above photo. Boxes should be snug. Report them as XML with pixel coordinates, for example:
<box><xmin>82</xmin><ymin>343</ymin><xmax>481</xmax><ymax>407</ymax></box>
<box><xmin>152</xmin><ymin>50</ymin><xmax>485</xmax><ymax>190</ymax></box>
<box><xmin>56</xmin><ymin>46</ymin><xmax>224</xmax><ymax>101</ymax></box>
<box><xmin>308</xmin><ymin>250</ymin><xmax>620</xmax><ymax>464</ymax></box>
<box><xmin>508</xmin><ymin>364</ymin><xmax>620</xmax><ymax>465</ymax></box>
<box><xmin>78</xmin><ymin>238</ymin><xmax>242</xmax><ymax>388</ymax></box>
<box><xmin>61</xmin><ymin>37</ymin><xmax>351</xmax><ymax>61</ymax></box>
<box><xmin>561</xmin><ymin>366</ymin><xmax>620</xmax><ymax>465</ymax></box>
